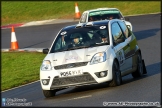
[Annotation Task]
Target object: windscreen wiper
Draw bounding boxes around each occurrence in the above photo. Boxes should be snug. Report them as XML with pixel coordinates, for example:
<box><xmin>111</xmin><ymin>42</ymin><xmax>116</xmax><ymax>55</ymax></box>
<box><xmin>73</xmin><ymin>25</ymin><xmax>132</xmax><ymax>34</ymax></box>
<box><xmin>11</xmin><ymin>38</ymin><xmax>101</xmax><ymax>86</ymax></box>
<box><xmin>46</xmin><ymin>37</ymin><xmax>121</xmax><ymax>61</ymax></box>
<box><xmin>95</xmin><ymin>42</ymin><xmax>109</xmax><ymax>46</ymax></box>
<box><xmin>66</xmin><ymin>46</ymin><xmax>90</xmax><ymax>50</ymax></box>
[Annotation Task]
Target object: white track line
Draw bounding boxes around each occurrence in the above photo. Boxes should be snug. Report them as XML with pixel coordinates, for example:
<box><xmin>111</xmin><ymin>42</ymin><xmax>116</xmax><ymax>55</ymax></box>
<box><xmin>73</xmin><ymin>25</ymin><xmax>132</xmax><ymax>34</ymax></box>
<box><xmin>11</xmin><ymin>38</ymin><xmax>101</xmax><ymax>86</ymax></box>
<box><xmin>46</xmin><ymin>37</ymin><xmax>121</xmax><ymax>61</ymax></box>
<box><xmin>67</xmin><ymin>95</ymin><xmax>92</xmax><ymax>100</ymax></box>
<box><xmin>125</xmin><ymin>12</ymin><xmax>161</xmax><ymax>17</ymax></box>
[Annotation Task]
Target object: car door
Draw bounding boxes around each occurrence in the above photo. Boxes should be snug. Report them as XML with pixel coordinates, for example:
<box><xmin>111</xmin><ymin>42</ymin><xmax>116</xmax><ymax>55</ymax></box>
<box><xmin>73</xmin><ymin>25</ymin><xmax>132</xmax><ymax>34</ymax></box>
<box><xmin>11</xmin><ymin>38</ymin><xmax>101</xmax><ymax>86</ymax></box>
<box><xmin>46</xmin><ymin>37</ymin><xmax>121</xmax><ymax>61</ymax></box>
<box><xmin>118</xmin><ymin>21</ymin><xmax>134</xmax><ymax>70</ymax></box>
<box><xmin>111</xmin><ymin>22</ymin><xmax>131</xmax><ymax>73</ymax></box>
<box><xmin>118</xmin><ymin>21</ymin><xmax>137</xmax><ymax>72</ymax></box>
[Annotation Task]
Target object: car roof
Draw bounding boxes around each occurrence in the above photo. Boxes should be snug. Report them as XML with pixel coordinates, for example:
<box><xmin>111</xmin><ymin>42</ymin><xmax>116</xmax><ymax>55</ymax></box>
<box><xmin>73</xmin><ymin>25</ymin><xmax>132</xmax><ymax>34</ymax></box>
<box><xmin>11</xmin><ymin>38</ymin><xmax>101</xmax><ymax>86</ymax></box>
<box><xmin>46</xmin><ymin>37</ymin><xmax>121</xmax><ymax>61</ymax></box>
<box><xmin>62</xmin><ymin>20</ymin><xmax>108</xmax><ymax>30</ymax></box>
<box><xmin>83</xmin><ymin>7</ymin><xmax>120</xmax><ymax>13</ymax></box>
<box><xmin>62</xmin><ymin>19</ymin><xmax>121</xmax><ymax>31</ymax></box>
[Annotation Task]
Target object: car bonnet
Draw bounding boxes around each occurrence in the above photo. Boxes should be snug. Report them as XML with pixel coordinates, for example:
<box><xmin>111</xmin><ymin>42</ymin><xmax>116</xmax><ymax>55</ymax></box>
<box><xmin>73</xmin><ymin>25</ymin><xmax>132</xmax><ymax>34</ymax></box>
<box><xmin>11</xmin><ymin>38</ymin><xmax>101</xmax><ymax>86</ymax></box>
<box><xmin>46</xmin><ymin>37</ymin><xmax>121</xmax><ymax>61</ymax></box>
<box><xmin>44</xmin><ymin>45</ymin><xmax>110</xmax><ymax>66</ymax></box>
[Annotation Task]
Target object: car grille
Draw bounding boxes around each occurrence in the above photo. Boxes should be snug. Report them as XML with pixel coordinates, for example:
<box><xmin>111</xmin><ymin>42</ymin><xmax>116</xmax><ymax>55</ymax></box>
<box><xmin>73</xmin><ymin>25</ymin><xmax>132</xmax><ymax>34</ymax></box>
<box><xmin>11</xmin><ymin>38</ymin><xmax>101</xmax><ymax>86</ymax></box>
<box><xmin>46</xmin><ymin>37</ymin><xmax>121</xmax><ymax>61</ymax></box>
<box><xmin>54</xmin><ymin>62</ymin><xmax>88</xmax><ymax>70</ymax></box>
<box><xmin>51</xmin><ymin>73</ymin><xmax>97</xmax><ymax>89</ymax></box>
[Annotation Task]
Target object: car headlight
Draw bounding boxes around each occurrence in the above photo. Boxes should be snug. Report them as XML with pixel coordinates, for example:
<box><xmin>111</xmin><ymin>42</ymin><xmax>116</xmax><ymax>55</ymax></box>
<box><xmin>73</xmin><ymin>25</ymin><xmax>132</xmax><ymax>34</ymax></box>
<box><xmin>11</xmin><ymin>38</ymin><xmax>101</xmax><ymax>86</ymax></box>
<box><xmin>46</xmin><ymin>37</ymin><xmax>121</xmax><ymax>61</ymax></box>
<box><xmin>90</xmin><ymin>52</ymin><xmax>106</xmax><ymax>65</ymax></box>
<box><xmin>41</xmin><ymin>60</ymin><xmax>52</xmax><ymax>71</ymax></box>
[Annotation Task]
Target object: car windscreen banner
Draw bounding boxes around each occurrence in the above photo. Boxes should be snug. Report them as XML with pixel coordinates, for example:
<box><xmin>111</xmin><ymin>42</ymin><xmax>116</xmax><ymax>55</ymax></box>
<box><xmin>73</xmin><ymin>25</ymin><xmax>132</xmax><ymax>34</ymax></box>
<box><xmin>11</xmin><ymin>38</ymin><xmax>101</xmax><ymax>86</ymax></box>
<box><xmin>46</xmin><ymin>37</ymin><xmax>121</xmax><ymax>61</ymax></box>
<box><xmin>89</xmin><ymin>10</ymin><xmax>119</xmax><ymax>16</ymax></box>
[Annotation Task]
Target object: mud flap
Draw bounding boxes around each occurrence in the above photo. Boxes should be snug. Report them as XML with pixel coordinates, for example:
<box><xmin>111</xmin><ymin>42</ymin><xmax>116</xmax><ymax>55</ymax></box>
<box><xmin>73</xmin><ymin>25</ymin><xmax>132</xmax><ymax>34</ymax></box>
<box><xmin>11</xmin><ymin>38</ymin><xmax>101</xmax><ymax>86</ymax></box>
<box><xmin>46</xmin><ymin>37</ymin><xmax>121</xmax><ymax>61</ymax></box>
<box><xmin>142</xmin><ymin>59</ymin><xmax>147</xmax><ymax>74</ymax></box>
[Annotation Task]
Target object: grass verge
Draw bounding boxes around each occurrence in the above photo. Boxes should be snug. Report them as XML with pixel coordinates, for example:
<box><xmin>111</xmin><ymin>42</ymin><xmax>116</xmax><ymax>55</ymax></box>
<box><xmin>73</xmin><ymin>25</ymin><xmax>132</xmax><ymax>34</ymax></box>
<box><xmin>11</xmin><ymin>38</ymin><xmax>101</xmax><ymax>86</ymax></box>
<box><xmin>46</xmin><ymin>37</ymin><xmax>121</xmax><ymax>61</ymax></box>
<box><xmin>1</xmin><ymin>52</ymin><xmax>46</xmax><ymax>91</ymax></box>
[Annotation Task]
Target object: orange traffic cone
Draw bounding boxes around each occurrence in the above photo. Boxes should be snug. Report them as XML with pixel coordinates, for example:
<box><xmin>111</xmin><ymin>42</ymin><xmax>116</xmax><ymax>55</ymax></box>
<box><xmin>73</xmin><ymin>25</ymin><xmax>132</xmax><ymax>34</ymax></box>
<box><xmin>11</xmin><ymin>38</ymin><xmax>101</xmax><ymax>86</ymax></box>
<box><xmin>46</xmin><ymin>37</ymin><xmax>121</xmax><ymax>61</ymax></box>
<box><xmin>10</xmin><ymin>26</ymin><xmax>19</xmax><ymax>50</ymax></box>
<box><xmin>74</xmin><ymin>2</ymin><xmax>81</xmax><ymax>19</ymax></box>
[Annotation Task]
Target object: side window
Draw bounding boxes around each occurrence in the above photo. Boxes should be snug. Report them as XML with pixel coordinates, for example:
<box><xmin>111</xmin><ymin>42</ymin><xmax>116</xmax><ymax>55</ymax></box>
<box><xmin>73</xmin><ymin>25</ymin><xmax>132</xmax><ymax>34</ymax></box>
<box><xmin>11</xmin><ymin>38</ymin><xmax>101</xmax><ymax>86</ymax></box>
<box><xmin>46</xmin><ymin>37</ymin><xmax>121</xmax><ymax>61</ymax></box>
<box><xmin>118</xmin><ymin>21</ymin><xmax>131</xmax><ymax>38</ymax></box>
<box><xmin>111</xmin><ymin>22</ymin><xmax>125</xmax><ymax>45</ymax></box>
<box><xmin>54</xmin><ymin>37</ymin><xmax>61</xmax><ymax>51</ymax></box>
<box><xmin>80</xmin><ymin>13</ymin><xmax>87</xmax><ymax>23</ymax></box>
<box><xmin>87</xmin><ymin>31</ymin><xmax>94</xmax><ymax>39</ymax></box>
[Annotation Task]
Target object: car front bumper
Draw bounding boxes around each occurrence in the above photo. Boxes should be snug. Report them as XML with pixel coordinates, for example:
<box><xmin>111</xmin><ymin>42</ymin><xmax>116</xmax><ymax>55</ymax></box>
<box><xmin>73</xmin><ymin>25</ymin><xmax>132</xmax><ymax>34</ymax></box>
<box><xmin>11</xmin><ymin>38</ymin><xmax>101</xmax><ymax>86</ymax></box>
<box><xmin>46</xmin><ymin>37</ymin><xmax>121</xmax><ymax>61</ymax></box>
<box><xmin>40</xmin><ymin>60</ymin><xmax>113</xmax><ymax>90</ymax></box>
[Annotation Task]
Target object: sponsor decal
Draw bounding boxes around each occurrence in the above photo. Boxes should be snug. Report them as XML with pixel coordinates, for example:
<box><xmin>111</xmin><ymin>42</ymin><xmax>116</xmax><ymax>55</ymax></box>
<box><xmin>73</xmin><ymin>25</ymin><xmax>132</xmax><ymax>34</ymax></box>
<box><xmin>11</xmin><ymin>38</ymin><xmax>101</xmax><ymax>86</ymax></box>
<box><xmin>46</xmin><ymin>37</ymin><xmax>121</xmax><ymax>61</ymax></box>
<box><xmin>65</xmin><ymin>55</ymin><xmax>79</xmax><ymax>62</ymax></box>
<box><xmin>60</xmin><ymin>31</ymin><xmax>67</xmax><ymax>35</ymax></box>
<box><xmin>118</xmin><ymin>50</ymin><xmax>125</xmax><ymax>65</ymax></box>
<box><xmin>100</xmin><ymin>26</ymin><xmax>106</xmax><ymax>29</ymax></box>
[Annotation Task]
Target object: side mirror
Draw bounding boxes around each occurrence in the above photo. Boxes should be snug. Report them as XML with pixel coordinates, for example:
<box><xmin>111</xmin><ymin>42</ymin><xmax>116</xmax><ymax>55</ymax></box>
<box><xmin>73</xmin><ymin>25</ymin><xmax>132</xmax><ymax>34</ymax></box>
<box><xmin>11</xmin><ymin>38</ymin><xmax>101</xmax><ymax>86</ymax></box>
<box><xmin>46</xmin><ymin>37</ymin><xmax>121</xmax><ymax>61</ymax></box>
<box><xmin>125</xmin><ymin>17</ymin><xmax>129</xmax><ymax>21</ymax></box>
<box><xmin>43</xmin><ymin>48</ymin><xmax>49</xmax><ymax>54</ymax></box>
<box><xmin>127</xmin><ymin>25</ymin><xmax>131</xmax><ymax>29</ymax></box>
<box><xmin>127</xmin><ymin>25</ymin><xmax>133</xmax><ymax>31</ymax></box>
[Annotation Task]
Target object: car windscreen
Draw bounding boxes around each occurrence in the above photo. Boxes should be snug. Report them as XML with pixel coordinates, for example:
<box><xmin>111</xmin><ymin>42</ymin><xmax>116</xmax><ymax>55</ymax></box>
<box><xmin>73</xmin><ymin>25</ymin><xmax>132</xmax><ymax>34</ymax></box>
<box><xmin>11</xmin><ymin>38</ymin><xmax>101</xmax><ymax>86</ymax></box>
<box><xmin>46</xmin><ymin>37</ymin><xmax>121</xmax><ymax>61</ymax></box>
<box><xmin>88</xmin><ymin>10</ymin><xmax>123</xmax><ymax>21</ymax></box>
<box><xmin>50</xmin><ymin>25</ymin><xmax>109</xmax><ymax>53</ymax></box>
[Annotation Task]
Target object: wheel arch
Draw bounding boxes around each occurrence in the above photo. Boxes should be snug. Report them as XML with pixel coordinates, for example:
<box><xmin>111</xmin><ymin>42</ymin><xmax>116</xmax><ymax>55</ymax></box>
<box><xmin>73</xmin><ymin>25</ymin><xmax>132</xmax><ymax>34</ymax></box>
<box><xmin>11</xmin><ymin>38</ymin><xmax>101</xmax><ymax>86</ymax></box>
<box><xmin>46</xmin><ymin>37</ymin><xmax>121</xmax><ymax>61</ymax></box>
<box><xmin>135</xmin><ymin>45</ymin><xmax>142</xmax><ymax>58</ymax></box>
<box><xmin>114</xmin><ymin>58</ymin><xmax>120</xmax><ymax>67</ymax></box>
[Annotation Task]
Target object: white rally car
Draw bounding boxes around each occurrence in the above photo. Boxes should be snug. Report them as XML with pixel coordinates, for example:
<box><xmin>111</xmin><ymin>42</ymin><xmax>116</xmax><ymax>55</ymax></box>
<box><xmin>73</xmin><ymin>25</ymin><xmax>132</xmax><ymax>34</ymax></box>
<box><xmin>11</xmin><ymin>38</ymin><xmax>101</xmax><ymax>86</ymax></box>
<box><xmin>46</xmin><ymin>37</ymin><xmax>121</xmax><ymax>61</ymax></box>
<box><xmin>79</xmin><ymin>8</ymin><xmax>133</xmax><ymax>31</ymax></box>
<box><xmin>40</xmin><ymin>19</ymin><xmax>146</xmax><ymax>98</ymax></box>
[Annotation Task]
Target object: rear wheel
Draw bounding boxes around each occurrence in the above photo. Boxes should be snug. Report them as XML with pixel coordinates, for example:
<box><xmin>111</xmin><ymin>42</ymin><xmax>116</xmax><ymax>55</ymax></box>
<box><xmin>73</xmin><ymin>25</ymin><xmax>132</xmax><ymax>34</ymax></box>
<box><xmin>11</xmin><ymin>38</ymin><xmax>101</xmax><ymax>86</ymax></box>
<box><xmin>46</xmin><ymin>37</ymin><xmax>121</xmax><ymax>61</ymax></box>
<box><xmin>43</xmin><ymin>90</ymin><xmax>57</xmax><ymax>98</ymax></box>
<box><xmin>132</xmin><ymin>52</ymin><xmax>143</xmax><ymax>78</ymax></box>
<box><xmin>108</xmin><ymin>60</ymin><xmax>122</xmax><ymax>87</ymax></box>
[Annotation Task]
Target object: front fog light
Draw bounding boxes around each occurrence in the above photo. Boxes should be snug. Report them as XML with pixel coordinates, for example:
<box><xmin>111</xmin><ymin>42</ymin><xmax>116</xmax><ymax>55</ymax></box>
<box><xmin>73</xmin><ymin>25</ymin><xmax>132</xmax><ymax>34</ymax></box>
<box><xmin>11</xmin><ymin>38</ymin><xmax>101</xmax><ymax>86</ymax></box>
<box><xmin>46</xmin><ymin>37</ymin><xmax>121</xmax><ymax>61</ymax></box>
<box><xmin>95</xmin><ymin>71</ymin><xmax>107</xmax><ymax>78</ymax></box>
<box><xmin>42</xmin><ymin>79</ymin><xmax>50</xmax><ymax>85</ymax></box>
<box><xmin>100</xmin><ymin>72</ymin><xmax>106</xmax><ymax>77</ymax></box>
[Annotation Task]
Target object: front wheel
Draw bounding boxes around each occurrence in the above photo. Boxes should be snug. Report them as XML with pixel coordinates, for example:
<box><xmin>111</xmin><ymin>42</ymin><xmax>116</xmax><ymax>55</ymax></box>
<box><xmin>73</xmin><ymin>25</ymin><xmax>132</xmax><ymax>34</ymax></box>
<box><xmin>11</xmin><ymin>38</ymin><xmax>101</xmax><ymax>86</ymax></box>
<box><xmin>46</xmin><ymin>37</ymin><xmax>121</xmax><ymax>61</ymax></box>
<box><xmin>43</xmin><ymin>90</ymin><xmax>57</xmax><ymax>98</ymax></box>
<box><xmin>108</xmin><ymin>60</ymin><xmax>122</xmax><ymax>87</ymax></box>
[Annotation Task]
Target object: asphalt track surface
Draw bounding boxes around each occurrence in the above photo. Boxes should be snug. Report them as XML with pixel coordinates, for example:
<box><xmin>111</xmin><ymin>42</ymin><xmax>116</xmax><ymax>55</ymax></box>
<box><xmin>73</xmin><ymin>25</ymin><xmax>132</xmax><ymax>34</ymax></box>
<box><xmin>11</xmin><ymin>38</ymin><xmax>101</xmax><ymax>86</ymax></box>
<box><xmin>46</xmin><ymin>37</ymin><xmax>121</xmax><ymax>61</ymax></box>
<box><xmin>1</xmin><ymin>13</ymin><xmax>161</xmax><ymax>107</ymax></box>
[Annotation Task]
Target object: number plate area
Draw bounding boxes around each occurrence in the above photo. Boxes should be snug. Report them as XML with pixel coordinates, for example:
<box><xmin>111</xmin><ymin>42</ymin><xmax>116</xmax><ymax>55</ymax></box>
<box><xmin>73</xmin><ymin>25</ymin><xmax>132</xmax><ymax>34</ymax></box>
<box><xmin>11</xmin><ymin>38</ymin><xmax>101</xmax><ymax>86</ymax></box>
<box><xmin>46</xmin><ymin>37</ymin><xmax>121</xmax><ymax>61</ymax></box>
<box><xmin>60</xmin><ymin>69</ymin><xmax>83</xmax><ymax>77</ymax></box>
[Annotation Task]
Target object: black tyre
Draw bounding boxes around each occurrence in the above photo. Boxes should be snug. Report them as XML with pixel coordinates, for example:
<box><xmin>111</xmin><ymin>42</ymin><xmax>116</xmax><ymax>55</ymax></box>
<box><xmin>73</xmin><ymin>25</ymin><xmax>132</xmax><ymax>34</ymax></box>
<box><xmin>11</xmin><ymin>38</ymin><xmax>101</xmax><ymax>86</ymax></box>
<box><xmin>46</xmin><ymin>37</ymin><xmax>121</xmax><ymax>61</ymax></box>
<box><xmin>43</xmin><ymin>90</ymin><xmax>57</xmax><ymax>98</ymax></box>
<box><xmin>132</xmin><ymin>52</ymin><xmax>143</xmax><ymax>78</ymax></box>
<box><xmin>108</xmin><ymin>60</ymin><xmax>122</xmax><ymax>87</ymax></box>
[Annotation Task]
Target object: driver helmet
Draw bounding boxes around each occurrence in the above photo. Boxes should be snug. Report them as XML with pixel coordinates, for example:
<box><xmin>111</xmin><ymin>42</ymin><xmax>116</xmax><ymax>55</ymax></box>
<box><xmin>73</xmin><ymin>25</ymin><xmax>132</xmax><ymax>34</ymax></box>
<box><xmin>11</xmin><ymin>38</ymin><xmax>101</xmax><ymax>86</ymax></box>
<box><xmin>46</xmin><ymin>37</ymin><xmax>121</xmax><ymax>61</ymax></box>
<box><xmin>72</xmin><ymin>33</ymin><xmax>83</xmax><ymax>42</ymax></box>
<box><xmin>99</xmin><ymin>30</ymin><xmax>107</xmax><ymax>38</ymax></box>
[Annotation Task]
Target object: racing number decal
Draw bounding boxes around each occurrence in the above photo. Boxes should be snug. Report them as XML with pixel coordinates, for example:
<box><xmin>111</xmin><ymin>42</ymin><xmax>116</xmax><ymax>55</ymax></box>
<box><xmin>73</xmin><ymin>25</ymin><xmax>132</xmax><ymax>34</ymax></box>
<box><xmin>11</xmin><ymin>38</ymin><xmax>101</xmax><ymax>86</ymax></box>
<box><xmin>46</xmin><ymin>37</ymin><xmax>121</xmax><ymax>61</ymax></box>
<box><xmin>118</xmin><ymin>50</ymin><xmax>125</xmax><ymax>65</ymax></box>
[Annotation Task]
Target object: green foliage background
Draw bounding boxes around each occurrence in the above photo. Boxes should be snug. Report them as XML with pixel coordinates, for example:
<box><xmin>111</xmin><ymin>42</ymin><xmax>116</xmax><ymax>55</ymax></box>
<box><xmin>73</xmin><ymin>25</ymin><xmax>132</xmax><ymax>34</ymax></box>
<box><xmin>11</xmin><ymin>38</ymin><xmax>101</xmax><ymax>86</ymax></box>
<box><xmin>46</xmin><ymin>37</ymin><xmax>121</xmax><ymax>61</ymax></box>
<box><xmin>2</xmin><ymin>1</ymin><xmax>160</xmax><ymax>25</ymax></box>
